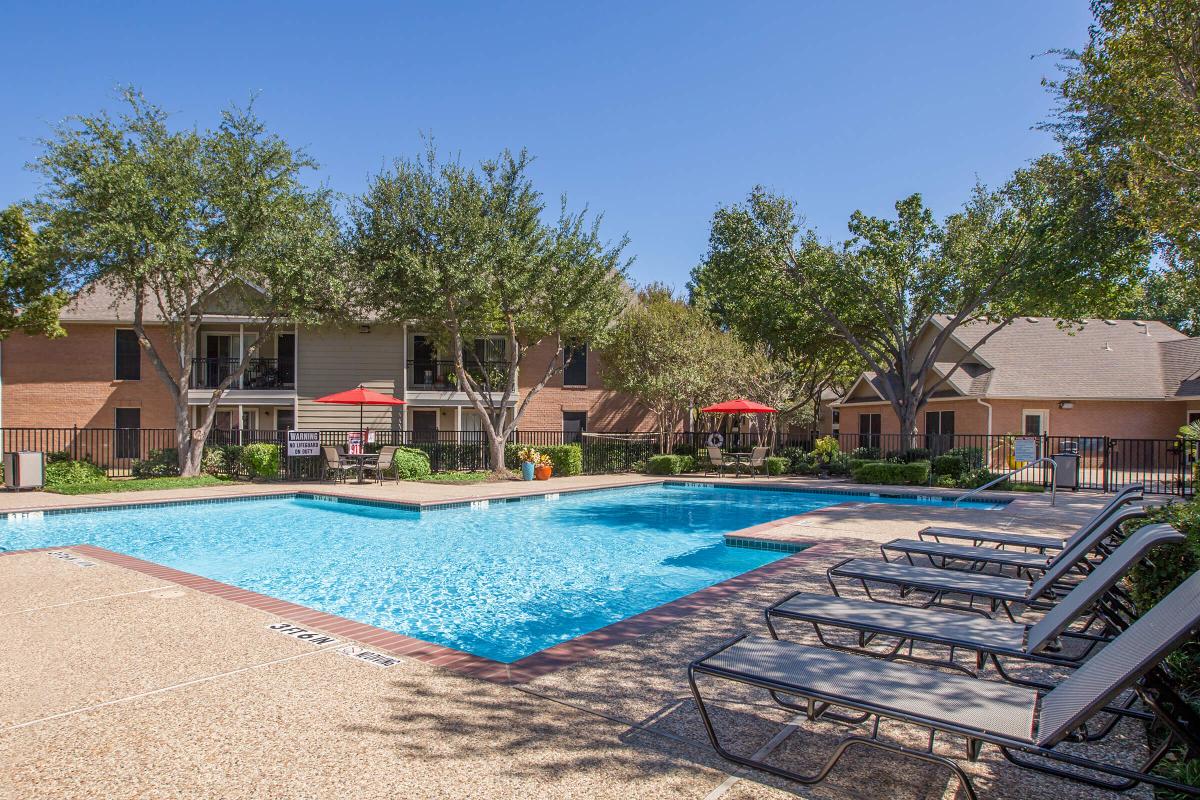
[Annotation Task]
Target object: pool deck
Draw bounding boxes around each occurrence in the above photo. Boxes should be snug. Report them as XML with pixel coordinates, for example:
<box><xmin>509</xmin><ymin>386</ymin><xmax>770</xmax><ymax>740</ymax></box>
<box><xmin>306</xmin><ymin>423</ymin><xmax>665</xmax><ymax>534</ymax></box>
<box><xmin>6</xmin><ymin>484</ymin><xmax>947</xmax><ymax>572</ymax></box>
<box><xmin>0</xmin><ymin>475</ymin><xmax>1154</xmax><ymax>799</ymax></box>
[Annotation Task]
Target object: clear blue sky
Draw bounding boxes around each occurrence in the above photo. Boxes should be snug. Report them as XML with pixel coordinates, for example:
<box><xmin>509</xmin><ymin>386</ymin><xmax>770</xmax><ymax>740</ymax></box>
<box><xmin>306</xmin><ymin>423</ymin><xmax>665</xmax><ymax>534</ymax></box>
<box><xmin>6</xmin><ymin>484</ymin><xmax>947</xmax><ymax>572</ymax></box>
<box><xmin>1</xmin><ymin>1</ymin><xmax>1092</xmax><ymax>289</ymax></box>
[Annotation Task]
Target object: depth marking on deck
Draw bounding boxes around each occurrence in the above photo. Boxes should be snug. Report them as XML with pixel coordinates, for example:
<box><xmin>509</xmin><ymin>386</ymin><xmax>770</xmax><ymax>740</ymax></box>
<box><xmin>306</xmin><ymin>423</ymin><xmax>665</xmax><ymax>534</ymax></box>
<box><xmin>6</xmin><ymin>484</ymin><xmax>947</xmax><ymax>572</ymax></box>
<box><xmin>336</xmin><ymin>645</ymin><xmax>401</xmax><ymax>668</ymax></box>
<box><xmin>47</xmin><ymin>551</ymin><xmax>96</xmax><ymax>568</ymax></box>
<box><xmin>265</xmin><ymin>621</ymin><xmax>338</xmax><ymax>646</ymax></box>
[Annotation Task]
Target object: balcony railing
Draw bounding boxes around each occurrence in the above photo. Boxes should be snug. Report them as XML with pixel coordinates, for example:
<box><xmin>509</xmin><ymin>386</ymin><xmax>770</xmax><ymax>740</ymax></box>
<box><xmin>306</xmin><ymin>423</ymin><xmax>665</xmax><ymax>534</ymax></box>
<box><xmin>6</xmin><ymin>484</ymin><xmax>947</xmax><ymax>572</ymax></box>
<box><xmin>407</xmin><ymin>359</ymin><xmax>506</xmax><ymax>391</ymax></box>
<box><xmin>189</xmin><ymin>357</ymin><xmax>295</xmax><ymax>390</ymax></box>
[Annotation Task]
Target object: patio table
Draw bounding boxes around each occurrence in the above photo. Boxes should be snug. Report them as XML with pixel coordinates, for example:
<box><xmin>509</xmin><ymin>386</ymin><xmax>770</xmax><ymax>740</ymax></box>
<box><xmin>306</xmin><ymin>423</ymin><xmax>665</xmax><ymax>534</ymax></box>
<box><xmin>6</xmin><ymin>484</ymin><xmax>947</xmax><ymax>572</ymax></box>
<box><xmin>341</xmin><ymin>452</ymin><xmax>379</xmax><ymax>484</ymax></box>
<box><xmin>729</xmin><ymin>452</ymin><xmax>750</xmax><ymax>477</ymax></box>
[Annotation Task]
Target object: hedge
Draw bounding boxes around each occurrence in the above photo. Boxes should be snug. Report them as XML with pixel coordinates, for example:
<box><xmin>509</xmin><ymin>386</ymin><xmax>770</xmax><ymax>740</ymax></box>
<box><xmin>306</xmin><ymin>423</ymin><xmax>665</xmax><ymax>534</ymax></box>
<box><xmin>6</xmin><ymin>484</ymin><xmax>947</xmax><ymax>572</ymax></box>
<box><xmin>931</xmin><ymin>454</ymin><xmax>966</xmax><ymax>480</ymax></box>
<box><xmin>240</xmin><ymin>443</ymin><xmax>280</xmax><ymax>480</ymax></box>
<box><xmin>44</xmin><ymin>459</ymin><xmax>107</xmax><ymax>488</ymax></box>
<box><xmin>852</xmin><ymin>460</ymin><xmax>930</xmax><ymax>485</ymax></box>
<box><xmin>645</xmin><ymin>454</ymin><xmax>697</xmax><ymax>475</ymax></box>
<box><xmin>765</xmin><ymin>456</ymin><xmax>788</xmax><ymax>475</ymax></box>
<box><xmin>504</xmin><ymin>444</ymin><xmax>583</xmax><ymax>476</ymax></box>
<box><xmin>393</xmin><ymin>447</ymin><xmax>432</xmax><ymax>480</ymax></box>
<box><xmin>132</xmin><ymin>448</ymin><xmax>181</xmax><ymax>478</ymax></box>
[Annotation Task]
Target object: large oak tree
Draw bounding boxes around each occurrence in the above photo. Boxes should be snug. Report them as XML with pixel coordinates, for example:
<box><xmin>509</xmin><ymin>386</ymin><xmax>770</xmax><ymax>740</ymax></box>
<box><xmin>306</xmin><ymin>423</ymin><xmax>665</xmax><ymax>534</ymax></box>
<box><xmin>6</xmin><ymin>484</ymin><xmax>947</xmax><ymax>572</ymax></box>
<box><xmin>32</xmin><ymin>91</ymin><xmax>344</xmax><ymax>475</ymax></box>
<box><xmin>351</xmin><ymin>148</ymin><xmax>629</xmax><ymax>475</ymax></box>
<box><xmin>697</xmin><ymin>155</ymin><xmax>1147</xmax><ymax>445</ymax></box>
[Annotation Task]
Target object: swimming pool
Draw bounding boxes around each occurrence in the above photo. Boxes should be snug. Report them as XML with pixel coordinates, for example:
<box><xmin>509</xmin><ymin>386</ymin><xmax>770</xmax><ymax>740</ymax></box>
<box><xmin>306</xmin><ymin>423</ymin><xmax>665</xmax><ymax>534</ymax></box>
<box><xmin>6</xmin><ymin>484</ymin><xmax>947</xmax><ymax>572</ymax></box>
<box><xmin>0</xmin><ymin>483</ymin><xmax>1003</xmax><ymax>662</ymax></box>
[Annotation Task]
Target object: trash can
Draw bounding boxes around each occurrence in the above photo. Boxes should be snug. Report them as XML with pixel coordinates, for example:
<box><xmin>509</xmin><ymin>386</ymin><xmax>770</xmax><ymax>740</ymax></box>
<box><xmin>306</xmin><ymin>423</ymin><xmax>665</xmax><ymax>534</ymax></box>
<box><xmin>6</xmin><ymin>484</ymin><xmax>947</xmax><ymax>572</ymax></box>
<box><xmin>1052</xmin><ymin>451</ymin><xmax>1079</xmax><ymax>490</ymax></box>
<box><xmin>3</xmin><ymin>451</ymin><xmax>45</xmax><ymax>490</ymax></box>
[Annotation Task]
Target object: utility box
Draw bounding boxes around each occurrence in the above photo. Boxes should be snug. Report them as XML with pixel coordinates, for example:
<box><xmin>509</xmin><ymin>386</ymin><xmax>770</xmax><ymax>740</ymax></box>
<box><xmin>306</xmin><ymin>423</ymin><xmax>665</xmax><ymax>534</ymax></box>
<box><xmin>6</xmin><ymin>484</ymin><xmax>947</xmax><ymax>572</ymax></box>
<box><xmin>1052</xmin><ymin>451</ymin><xmax>1079</xmax><ymax>490</ymax></box>
<box><xmin>4</xmin><ymin>451</ymin><xmax>45</xmax><ymax>490</ymax></box>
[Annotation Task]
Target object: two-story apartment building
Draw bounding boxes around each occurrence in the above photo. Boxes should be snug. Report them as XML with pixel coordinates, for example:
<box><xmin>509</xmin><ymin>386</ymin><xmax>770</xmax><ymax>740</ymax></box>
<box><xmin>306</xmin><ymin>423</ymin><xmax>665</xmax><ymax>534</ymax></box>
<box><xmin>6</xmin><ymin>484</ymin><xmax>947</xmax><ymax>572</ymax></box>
<box><xmin>0</xmin><ymin>283</ymin><xmax>656</xmax><ymax>442</ymax></box>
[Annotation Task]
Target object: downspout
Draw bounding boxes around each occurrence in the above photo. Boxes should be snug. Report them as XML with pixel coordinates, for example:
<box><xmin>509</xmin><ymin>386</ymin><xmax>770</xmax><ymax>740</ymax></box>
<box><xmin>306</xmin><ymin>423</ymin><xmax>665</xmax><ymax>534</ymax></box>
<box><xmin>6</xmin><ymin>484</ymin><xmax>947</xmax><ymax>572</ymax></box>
<box><xmin>976</xmin><ymin>398</ymin><xmax>992</xmax><ymax>436</ymax></box>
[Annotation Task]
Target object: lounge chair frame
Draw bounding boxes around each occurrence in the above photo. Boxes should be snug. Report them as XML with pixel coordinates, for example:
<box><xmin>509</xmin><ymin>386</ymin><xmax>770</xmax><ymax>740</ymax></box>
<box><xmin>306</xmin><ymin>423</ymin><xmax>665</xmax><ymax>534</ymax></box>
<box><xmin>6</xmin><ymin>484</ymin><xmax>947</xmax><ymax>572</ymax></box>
<box><xmin>689</xmin><ymin>639</ymin><xmax>1200</xmax><ymax>799</ymax></box>
<box><xmin>766</xmin><ymin>524</ymin><xmax>1182</xmax><ymax>692</ymax></box>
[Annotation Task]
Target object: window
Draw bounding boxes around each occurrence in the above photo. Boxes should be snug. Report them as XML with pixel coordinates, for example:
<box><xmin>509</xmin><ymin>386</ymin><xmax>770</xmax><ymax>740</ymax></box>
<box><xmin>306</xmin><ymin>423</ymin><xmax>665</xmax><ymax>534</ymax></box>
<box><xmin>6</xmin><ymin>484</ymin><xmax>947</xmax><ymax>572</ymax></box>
<box><xmin>563</xmin><ymin>411</ymin><xmax>587</xmax><ymax>443</ymax></box>
<box><xmin>276</xmin><ymin>410</ymin><xmax>295</xmax><ymax>432</ymax></box>
<box><xmin>115</xmin><ymin>408</ymin><xmax>140</xmax><ymax>459</ymax></box>
<box><xmin>115</xmin><ymin>329</ymin><xmax>140</xmax><ymax>380</ymax></box>
<box><xmin>1189</xmin><ymin>411</ymin><xmax>1200</xmax><ymax>426</ymax></box>
<box><xmin>924</xmin><ymin>410</ymin><xmax>954</xmax><ymax>454</ymax></box>
<box><xmin>563</xmin><ymin>343</ymin><xmax>588</xmax><ymax>387</ymax></box>
<box><xmin>1022</xmin><ymin>410</ymin><xmax>1048</xmax><ymax>436</ymax></box>
<box><xmin>858</xmin><ymin>413</ymin><xmax>881</xmax><ymax>450</ymax></box>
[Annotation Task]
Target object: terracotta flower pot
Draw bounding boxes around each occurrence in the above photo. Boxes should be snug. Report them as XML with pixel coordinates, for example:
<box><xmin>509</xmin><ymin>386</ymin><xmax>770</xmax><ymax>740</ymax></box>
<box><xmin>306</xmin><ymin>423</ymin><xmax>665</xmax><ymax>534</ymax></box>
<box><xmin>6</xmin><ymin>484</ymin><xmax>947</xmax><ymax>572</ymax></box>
<box><xmin>534</xmin><ymin>465</ymin><xmax>552</xmax><ymax>481</ymax></box>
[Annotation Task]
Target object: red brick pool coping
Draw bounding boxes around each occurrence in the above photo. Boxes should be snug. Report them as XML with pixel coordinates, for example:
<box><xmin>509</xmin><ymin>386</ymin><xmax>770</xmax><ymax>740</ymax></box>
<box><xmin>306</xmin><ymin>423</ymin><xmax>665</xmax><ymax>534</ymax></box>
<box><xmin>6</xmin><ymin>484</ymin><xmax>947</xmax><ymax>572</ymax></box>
<box><xmin>3</xmin><ymin>537</ymin><xmax>838</xmax><ymax>685</ymax></box>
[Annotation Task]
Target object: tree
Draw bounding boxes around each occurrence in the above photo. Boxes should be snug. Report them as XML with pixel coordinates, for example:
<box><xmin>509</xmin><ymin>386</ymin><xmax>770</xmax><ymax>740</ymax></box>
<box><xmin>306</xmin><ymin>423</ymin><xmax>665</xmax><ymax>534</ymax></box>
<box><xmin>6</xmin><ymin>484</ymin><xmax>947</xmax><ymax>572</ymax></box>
<box><xmin>1127</xmin><ymin>266</ymin><xmax>1200</xmax><ymax>334</ymax></box>
<box><xmin>600</xmin><ymin>284</ymin><xmax>747</xmax><ymax>449</ymax></box>
<box><xmin>1049</xmin><ymin>0</ymin><xmax>1200</xmax><ymax>272</ymax></box>
<box><xmin>0</xmin><ymin>206</ymin><xmax>71</xmax><ymax>339</ymax></box>
<box><xmin>351</xmin><ymin>147</ymin><xmax>629</xmax><ymax>475</ymax></box>
<box><xmin>31</xmin><ymin>91</ymin><xmax>344</xmax><ymax>475</ymax></box>
<box><xmin>700</xmin><ymin>155</ymin><xmax>1147</xmax><ymax>446</ymax></box>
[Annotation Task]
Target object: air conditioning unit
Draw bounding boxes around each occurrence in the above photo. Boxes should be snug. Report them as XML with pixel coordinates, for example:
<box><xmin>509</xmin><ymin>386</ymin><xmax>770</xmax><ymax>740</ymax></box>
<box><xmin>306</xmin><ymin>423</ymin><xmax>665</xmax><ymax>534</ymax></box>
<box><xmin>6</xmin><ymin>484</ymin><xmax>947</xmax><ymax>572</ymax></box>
<box><xmin>4</xmin><ymin>451</ymin><xmax>45</xmax><ymax>490</ymax></box>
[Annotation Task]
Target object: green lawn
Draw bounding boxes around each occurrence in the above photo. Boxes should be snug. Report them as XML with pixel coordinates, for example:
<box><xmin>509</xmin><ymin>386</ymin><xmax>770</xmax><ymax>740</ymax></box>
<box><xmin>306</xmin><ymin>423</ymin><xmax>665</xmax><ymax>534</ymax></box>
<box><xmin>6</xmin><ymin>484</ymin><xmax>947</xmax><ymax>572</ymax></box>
<box><xmin>417</xmin><ymin>471</ymin><xmax>495</xmax><ymax>484</ymax></box>
<box><xmin>45</xmin><ymin>475</ymin><xmax>236</xmax><ymax>495</ymax></box>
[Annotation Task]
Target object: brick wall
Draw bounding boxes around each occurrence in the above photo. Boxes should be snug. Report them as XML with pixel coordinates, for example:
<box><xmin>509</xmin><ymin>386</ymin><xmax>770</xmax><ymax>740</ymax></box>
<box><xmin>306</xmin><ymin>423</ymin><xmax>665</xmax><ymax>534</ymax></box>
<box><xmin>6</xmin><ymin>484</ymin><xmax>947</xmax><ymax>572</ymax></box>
<box><xmin>2</xmin><ymin>323</ymin><xmax>179</xmax><ymax>429</ymax></box>
<box><xmin>516</xmin><ymin>339</ymin><xmax>657</xmax><ymax>432</ymax></box>
<box><xmin>837</xmin><ymin>397</ymin><xmax>1194</xmax><ymax>440</ymax></box>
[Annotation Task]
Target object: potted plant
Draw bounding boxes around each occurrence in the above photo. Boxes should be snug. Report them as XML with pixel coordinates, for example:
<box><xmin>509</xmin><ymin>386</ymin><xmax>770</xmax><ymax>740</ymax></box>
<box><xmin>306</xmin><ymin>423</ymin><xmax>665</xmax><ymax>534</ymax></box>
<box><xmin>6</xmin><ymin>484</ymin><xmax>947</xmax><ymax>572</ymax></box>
<box><xmin>534</xmin><ymin>452</ymin><xmax>553</xmax><ymax>480</ymax></box>
<box><xmin>811</xmin><ymin>435</ymin><xmax>840</xmax><ymax>478</ymax></box>
<box><xmin>518</xmin><ymin>447</ymin><xmax>538</xmax><ymax>481</ymax></box>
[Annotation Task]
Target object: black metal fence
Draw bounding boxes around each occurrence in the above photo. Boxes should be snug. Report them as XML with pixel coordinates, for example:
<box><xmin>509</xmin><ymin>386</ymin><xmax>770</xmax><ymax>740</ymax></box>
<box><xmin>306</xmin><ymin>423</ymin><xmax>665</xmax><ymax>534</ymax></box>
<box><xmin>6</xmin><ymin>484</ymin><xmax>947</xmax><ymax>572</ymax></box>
<box><xmin>4</xmin><ymin>426</ymin><xmax>1195</xmax><ymax>495</ymax></box>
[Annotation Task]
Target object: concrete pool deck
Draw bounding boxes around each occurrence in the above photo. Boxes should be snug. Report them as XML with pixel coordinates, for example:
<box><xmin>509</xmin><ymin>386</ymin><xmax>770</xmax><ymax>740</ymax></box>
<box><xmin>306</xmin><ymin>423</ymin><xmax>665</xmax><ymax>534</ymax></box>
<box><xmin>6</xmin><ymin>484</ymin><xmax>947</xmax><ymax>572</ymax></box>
<box><xmin>0</xmin><ymin>476</ymin><xmax>1156</xmax><ymax>799</ymax></box>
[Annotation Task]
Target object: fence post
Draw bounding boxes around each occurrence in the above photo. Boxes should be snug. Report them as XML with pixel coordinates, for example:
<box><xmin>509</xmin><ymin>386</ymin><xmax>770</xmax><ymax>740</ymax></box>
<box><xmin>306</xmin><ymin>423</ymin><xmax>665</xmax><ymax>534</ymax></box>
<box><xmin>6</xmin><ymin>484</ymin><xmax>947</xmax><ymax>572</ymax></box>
<box><xmin>1102</xmin><ymin>437</ymin><xmax>1110</xmax><ymax>493</ymax></box>
<box><xmin>73</xmin><ymin>423</ymin><xmax>79</xmax><ymax>462</ymax></box>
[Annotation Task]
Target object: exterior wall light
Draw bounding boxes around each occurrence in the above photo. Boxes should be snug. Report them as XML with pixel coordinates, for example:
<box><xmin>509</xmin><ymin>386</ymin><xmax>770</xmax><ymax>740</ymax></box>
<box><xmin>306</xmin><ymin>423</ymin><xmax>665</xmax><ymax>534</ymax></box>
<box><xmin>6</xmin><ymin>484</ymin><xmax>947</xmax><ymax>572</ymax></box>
<box><xmin>1058</xmin><ymin>401</ymin><xmax>1074</xmax><ymax>409</ymax></box>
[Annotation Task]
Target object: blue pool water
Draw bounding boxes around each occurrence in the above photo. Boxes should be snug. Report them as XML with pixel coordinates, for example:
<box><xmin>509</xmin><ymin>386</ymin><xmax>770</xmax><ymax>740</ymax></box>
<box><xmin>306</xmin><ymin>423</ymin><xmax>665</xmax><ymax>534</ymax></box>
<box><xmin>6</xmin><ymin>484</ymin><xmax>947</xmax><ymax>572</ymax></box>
<box><xmin>0</xmin><ymin>484</ymin><xmax>1002</xmax><ymax>662</ymax></box>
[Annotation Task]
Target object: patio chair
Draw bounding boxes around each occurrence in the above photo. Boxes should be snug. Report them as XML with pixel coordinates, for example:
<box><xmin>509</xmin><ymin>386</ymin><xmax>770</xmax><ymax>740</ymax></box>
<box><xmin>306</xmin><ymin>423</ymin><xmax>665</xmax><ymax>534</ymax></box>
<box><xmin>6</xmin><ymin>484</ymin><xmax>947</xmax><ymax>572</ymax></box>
<box><xmin>321</xmin><ymin>446</ymin><xmax>351</xmax><ymax>483</ymax></box>
<box><xmin>764</xmin><ymin>523</ymin><xmax>1183</xmax><ymax>687</ymax></box>
<box><xmin>877</xmin><ymin>501</ymin><xmax>1146</xmax><ymax>578</ymax></box>
<box><xmin>705</xmin><ymin>446</ymin><xmax>732</xmax><ymax>476</ymax></box>
<box><xmin>825</xmin><ymin>505</ymin><xmax>1149</xmax><ymax>621</ymax></box>
<box><xmin>365</xmin><ymin>445</ymin><xmax>399</xmax><ymax>483</ymax></box>
<box><xmin>689</xmin><ymin>569</ymin><xmax>1200</xmax><ymax>799</ymax></box>
<box><xmin>746</xmin><ymin>446</ymin><xmax>770</xmax><ymax>477</ymax></box>
<box><xmin>917</xmin><ymin>484</ymin><xmax>1143</xmax><ymax>553</ymax></box>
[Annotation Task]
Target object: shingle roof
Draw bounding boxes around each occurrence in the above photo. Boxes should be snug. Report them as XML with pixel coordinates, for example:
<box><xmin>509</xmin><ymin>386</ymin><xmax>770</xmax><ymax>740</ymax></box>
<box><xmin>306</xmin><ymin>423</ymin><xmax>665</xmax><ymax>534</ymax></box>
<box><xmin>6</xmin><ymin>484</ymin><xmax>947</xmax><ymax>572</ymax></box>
<box><xmin>842</xmin><ymin>316</ymin><xmax>1200</xmax><ymax>403</ymax></box>
<box><xmin>59</xmin><ymin>280</ymin><xmax>165</xmax><ymax>322</ymax></box>
<box><xmin>933</xmin><ymin>316</ymin><xmax>1194</xmax><ymax>400</ymax></box>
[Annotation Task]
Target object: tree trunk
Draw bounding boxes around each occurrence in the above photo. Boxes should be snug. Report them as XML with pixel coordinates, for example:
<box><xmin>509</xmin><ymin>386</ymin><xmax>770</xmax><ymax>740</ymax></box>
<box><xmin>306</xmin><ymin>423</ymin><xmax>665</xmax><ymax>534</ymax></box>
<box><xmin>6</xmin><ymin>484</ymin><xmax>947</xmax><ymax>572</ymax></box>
<box><xmin>487</xmin><ymin>434</ymin><xmax>507</xmax><ymax>475</ymax></box>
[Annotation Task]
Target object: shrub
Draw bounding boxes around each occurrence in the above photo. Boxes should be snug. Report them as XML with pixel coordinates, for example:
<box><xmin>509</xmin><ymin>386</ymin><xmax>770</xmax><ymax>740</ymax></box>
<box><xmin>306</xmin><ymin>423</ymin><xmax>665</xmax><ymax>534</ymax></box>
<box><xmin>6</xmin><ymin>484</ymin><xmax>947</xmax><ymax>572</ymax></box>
<box><xmin>779</xmin><ymin>447</ymin><xmax>808</xmax><ymax>473</ymax></box>
<box><xmin>132</xmin><ymin>448</ymin><xmax>181</xmax><ymax>478</ymax></box>
<box><xmin>810</xmin><ymin>435</ymin><xmax>841</xmax><ymax>464</ymax></box>
<box><xmin>852</xmin><ymin>460</ymin><xmax>930</xmax><ymax>485</ymax></box>
<box><xmin>959</xmin><ymin>468</ymin><xmax>1005</xmax><ymax>489</ymax></box>
<box><xmin>44</xmin><ymin>458</ymin><xmax>107</xmax><ymax>488</ymax></box>
<box><xmin>849</xmin><ymin>446</ymin><xmax>880</xmax><ymax>460</ymax></box>
<box><xmin>931</xmin><ymin>454</ymin><xmax>966</xmax><ymax>480</ymax></box>
<box><xmin>945</xmin><ymin>446</ymin><xmax>985</xmax><ymax>470</ymax></box>
<box><xmin>1125</xmin><ymin>499</ymin><xmax>1200</xmax><ymax>694</ymax></box>
<box><xmin>239</xmin><ymin>443</ymin><xmax>280</xmax><ymax>480</ymax></box>
<box><xmin>203</xmin><ymin>445</ymin><xmax>243</xmax><ymax>478</ymax></box>
<box><xmin>393</xmin><ymin>447</ymin><xmax>432</xmax><ymax>480</ymax></box>
<box><xmin>847</xmin><ymin>458</ymin><xmax>882</xmax><ymax>473</ymax></box>
<box><xmin>885</xmin><ymin>447</ymin><xmax>931</xmax><ymax>463</ymax></box>
<box><xmin>645</xmin><ymin>454</ymin><xmax>696</xmax><ymax>475</ymax></box>
<box><xmin>765</xmin><ymin>456</ymin><xmax>788</xmax><ymax>475</ymax></box>
<box><xmin>504</xmin><ymin>444</ymin><xmax>583</xmax><ymax>476</ymax></box>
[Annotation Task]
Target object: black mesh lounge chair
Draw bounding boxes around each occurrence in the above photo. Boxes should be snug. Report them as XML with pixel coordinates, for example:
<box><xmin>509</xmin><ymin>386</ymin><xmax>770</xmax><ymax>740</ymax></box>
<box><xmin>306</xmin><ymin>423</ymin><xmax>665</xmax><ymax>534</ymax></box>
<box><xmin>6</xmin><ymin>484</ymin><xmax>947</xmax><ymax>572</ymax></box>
<box><xmin>765</xmin><ymin>523</ymin><xmax>1182</xmax><ymax>686</ymax></box>
<box><xmin>878</xmin><ymin>501</ymin><xmax>1146</xmax><ymax>578</ymax></box>
<box><xmin>917</xmin><ymin>484</ymin><xmax>1143</xmax><ymax>553</ymax></box>
<box><xmin>689</xmin><ymin>570</ymin><xmax>1200</xmax><ymax>799</ymax></box>
<box><xmin>826</xmin><ymin>506</ymin><xmax>1149</xmax><ymax>621</ymax></box>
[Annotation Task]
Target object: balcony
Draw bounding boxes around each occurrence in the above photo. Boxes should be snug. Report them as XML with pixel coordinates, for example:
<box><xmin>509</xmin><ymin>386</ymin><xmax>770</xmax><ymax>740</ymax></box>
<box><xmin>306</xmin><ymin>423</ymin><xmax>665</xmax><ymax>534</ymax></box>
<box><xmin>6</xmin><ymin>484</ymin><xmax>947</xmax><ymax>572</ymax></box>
<box><xmin>407</xmin><ymin>359</ymin><xmax>505</xmax><ymax>391</ymax></box>
<box><xmin>190</xmin><ymin>357</ymin><xmax>295</xmax><ymax>390</ymax></box>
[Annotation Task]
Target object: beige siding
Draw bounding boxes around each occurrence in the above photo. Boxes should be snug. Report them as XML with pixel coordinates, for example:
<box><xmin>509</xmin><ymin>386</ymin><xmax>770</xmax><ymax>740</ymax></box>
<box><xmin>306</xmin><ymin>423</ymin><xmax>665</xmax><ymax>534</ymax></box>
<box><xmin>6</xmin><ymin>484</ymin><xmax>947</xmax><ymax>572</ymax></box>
<box><xmin>297</xmin><ymin>324</ymin><xmax>406</xmax><ymax>429</ymax></box>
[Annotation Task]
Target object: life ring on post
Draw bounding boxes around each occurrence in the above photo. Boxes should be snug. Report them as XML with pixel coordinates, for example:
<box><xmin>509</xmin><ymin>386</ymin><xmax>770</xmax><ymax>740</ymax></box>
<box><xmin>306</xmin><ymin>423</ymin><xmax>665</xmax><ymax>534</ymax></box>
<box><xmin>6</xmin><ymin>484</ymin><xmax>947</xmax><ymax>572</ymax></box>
<box><xmin>706</xmin><ymin>432</ymin><xmax>725</xmax><ymax>448</ymax></box>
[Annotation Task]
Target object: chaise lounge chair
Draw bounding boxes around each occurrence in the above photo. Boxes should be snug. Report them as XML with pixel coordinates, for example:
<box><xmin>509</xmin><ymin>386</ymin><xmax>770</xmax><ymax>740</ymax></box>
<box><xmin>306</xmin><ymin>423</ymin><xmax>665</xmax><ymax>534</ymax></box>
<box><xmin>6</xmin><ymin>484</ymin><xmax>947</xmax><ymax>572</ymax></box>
<box><xmin>877</xmin><ymin>500</ymin><xmax>1145</xmax><ymax>578</ymax></box>
<box><xmin>689</xmin><ymin>570</ymin><xmax>1200</xmax><ymax>799</ymax></box>
<box><xmin>917</xmin><ymin>484</ymin><xmax>1143</xmax><ymax>553</ymax></box>
<box><xmin>825</xmin><ymin>505</ymin><xmax>1149</xmax><ymax>621</ymax></box>
<box><xmin>764</xmin><ymin>522</ymin><xmax>1182</xmax><ymax>686</ymax></box>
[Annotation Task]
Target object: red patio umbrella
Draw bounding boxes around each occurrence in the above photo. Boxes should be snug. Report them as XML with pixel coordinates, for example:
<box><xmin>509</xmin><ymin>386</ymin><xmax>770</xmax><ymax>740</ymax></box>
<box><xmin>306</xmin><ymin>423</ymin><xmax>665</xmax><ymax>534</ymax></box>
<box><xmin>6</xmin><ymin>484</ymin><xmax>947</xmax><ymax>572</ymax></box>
<box><xmin>701</xmin><ymin>398</ymin><xmax>778</xmax><ymax>414</ymax></box>
<box><xmin>701</xmin><ymin>399</ymin><xmax>778</xmax><ymax>449</ymax></box>
<box><xmin>314</xmin><ymin>385</ymin><xmax>407</xmax><ymax>436</ymax></box>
